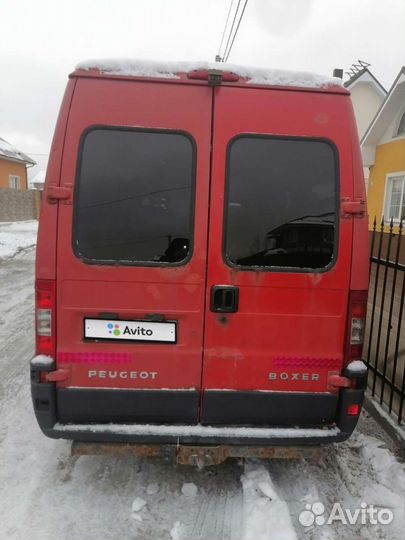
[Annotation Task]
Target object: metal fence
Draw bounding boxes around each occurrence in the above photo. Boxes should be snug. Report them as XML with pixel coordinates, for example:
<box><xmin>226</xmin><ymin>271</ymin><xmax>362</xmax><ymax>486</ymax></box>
<box><xmin>364</xmin><ymin>217</ymin><xmax>405</xmax><ymax>425</ymax></box>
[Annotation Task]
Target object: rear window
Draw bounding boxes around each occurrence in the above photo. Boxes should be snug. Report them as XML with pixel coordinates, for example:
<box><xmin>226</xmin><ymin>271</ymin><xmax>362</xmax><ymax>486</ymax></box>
<box><xmin>73</xmin><ymin>128</ymin><xmax>195</xmax><ymax>265</ymax></box>
<box><xmin>224</xmin><ymin>136</ymin><xmax>338</xmax><ymax>271</ymax></box>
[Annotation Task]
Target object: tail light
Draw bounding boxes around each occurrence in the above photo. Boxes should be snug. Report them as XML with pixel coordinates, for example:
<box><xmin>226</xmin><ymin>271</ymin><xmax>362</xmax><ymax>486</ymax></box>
<box><xmin>35</xmin><ymin>279</ymin><xmax>56</xmax><ymax>357</ymax></box>
<box><xmin>344</xmin><ymin>290</ymin><xmax>367</xmax><ymax>367</ymax></box>
<box><xmin>347</xmin><ymin>404</ymin><xmax>361</xmax><ymax>416</ymax></box>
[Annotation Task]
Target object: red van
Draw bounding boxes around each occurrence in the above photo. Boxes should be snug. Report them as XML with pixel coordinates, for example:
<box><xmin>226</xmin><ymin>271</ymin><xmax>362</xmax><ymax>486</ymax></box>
<box><xmin>31</xmin><ymin>60</ymin><xmax>369</xmax><ymax>453</ymax></box>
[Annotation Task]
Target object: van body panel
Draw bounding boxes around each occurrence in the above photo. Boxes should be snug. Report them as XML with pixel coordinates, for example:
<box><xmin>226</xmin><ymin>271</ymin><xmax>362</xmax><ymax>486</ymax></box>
<box><xmin>202</xmin><ymin>391</ymin><xmax>339</xmax><ymax>425</ymax></box>
<box><xmin>348</xmin><ymin>99</ymin><xmax>370</xmax><ymax>291</ymax></box>
<box><xmin>55</xmin><ymin>79</ymin><xmax>212</xmax><ymax>420</ymax></box>
<box><xmin>202</xmin><ymin>88</ymin><xmax>354</xmax><ymax>411</ymax></box>
<box><xmin>57</xmin><ymin>388</ymin><xmax>200</xmax><ymax>424</ymax></box>
<box><xmin>36</xmin><ymin>79</ymin><xmax>76</xmax><ymax>280</ymax></box>
<box><xmin>33</xmin><ymin>67</ymin><xmax>369</xmax><ymax>440</ymax></box>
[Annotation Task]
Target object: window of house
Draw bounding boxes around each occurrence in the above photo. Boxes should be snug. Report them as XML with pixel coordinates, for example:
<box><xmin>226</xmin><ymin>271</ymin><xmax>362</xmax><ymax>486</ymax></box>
<box><xmin>9</xmin><ymin>175</ymin><xmax>21</xmax><ymax>189</ymax></box>
<box><xmin>224</xmin><ymin>136</ymin><xmax>338</xmax><ymax>271</ymax></box>
<box><xmin>384</xmin><ymin>174</ymin><xmax>405</xmax><ymax>221</ymax></box>
<box><xmin>396</xmin><ymin>110</ymin><xmax>405</xmax><ymax>137</ymax></box>
<box><xmin>74</xmin><ymin>127</ymin><xmax>196</xmax><ymax>265</ymax></box>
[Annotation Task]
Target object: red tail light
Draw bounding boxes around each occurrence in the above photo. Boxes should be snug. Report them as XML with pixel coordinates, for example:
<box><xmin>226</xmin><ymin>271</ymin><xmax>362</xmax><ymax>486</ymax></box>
<box><xmin>347</xmin><ymin>404</ymin><xmax>360</xmax><ymax>416</ymax></box>
<box><xmin>35</xmin><ymin>279</ymin><xmax>56</xmax><ymax>357</ymax></box>
<box><xmin>344</xmin><ymin>290</ymin><xmax>367</xmax><ymax>367</ymax></box>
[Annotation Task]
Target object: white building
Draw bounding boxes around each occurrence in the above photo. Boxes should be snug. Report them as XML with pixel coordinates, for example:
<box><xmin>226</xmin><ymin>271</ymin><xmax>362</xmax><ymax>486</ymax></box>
<box><xmin>344</xmin><ymin>67</ymin><xmax>387</xmax><ymax>189</ymax></box>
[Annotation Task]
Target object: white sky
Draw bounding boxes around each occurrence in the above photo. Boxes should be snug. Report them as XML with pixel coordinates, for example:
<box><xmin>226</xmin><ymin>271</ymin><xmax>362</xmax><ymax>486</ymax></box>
<box><xmin>1</xmin><ymin>0</ymin><xmax>404</xmax><ymax>179</ymax></box>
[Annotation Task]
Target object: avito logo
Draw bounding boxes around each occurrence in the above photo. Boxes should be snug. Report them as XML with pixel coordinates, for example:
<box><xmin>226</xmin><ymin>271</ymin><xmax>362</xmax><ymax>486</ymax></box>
<box><xmin>107</xmin><ymin>323</ymin><xmax>121</xmax><ymax>336</ymax></box>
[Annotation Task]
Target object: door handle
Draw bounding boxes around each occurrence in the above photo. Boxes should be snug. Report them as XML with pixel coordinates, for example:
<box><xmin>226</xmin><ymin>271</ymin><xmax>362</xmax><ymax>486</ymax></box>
<box><xmin>211</xmin><ymin>286</ymin><xmax>239</xmax><ymax>313</ymax></box>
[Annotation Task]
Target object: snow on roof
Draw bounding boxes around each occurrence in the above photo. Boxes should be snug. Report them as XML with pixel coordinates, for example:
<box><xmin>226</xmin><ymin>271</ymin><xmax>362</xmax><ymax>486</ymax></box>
<box><xmin>0</xmin><ymin>137</ymin><xmax>36</xmax><ymax>165</ymax></box>
<box><xmin>75</xmin><ymin>59</ymin><xmax>342</xmax><ymax>89</ymax></box>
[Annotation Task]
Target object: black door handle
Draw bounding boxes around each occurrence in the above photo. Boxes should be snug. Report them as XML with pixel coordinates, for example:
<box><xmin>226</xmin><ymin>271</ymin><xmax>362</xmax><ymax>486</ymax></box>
<box><xmin>211</xmin><ymin>286</ymin><xmax>239</xmax><ymax>313</ymax></box>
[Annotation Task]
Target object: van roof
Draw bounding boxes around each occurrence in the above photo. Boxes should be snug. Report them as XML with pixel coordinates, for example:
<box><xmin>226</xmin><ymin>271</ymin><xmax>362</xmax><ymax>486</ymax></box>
<box><xmin>72</xmin><ymin>59</ymin><xmax>349</xmax><ymax>94</ymax></box>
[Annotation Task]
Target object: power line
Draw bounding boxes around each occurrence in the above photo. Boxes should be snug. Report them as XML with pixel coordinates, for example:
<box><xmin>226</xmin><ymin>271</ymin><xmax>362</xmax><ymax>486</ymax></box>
<box><xmin>217</xmin><ymin>0</ymin><xmax>235</xmax><ymax>61</ymax></box>
<box><xmin>224</xmin><ymin>0</ymin><xmax>249</xmax><ymax>62</ymax></box>
<box><xmin>222</xmin><ymin>0</ymin><xmax>242</xmax><ymax>62</ymax></box>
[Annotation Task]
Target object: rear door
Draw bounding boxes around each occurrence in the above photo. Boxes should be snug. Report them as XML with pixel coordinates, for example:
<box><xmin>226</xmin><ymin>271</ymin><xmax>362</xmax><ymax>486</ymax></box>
<box><xmin>202</xmin><ymin>86</ymin><xmax>354</xmax><ymax>425</ymax></box>
<box><xmin>55</xmin><ymin>77</ymin><xmax>212</xmax><ymax>423</ymax></box>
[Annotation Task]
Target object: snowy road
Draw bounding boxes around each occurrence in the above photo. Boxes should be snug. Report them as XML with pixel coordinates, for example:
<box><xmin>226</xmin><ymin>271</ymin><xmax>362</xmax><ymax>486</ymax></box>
<box><xmin>1</xmin><ymin>235</ymin><xmax>405</xmax><ymax>540</ymax></box>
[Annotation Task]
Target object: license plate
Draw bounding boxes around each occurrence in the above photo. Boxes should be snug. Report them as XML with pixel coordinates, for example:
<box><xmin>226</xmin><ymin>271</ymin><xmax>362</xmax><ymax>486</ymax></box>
<box><xmin>84</xmin><ymin>318</ymin><xmax>177</xmax><ymax>343</ymax></box>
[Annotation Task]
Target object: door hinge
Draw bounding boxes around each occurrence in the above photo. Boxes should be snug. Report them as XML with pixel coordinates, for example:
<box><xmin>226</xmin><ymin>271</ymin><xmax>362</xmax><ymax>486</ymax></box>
<box><xmin>46</xmin><ymin>184</ymin><xmax>73</xmax><ymax>205</ymax></box>
<box><xmin>45</xmin><ymin>368</ymin><xmax>70</xmax><ymax>382</ymax></box>
<box><xmin>341</xmin><ymin>198</ymin><xmax>366</xmax><ymax>218</ymax></box>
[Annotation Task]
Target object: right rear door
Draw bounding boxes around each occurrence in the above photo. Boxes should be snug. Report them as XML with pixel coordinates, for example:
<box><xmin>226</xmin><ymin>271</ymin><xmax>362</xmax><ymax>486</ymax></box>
<box><xmin>201</xmin><ymin>85</ymin><xmax>354</xmax><ymax>425</ymax></box>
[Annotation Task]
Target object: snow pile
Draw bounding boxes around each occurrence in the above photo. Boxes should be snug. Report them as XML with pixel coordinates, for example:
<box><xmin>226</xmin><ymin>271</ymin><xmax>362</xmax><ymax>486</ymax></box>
<box><xmin>54</xmin><ymin>421</ymin><xmax>340</xmax><ymax>439</ymax></box>
<box><xmin>76</xmin><ymin>59</ymin><xmax>341</xmax><ymax>89</ymax></box>
<box><xmin>361</xmin><ymin>435</ymin><xmax>405</xmax><ymax>531</ymax></box>
<box><xmin>31</xmin><ymin>355</ymin><xmax>53</xmax><ymax>368</ymax></box>
<box><xmin>0</xmin><ymin>220</ymin><xmax>38</xmax><ymax>259</ymax></box>
<box><xmin>240</xmin><ymin>464</ymin><xmax>297</xmax><ymax>540</ymax></box>
<box><xmin>170</xmin><ymin>521</ymin><xmax>186</xmax><ymax>540</ymax></box>
<box><xmin>181</xmin><ymin>482</ymin><xmax>198</xmax><ymax>497</ymax></box>
<box><xmin>131</xmin><ymin>497</ymin><xmax>147</xmax><ymax>522</ymax></box>
<box><xmin>146</xmin><ymin>482</ymin><xmax>159</xmax><ymax>495</ymax></box>
<box><xmin>346</xmin><ymin>360</ymin><xmax>367</xmax><ymax>373</ymax></box>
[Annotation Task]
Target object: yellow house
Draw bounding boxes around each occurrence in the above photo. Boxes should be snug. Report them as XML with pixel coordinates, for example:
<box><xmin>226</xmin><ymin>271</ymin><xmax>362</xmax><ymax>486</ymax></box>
<box><xmin>362</xmin><ymin>67</ymin><xmax>405</xmax><ymax>230</ymax></box>
<box><xmin>0</xmin><ymin>137</ymin><xmax>36</xmax><ymax>190</ymax></box>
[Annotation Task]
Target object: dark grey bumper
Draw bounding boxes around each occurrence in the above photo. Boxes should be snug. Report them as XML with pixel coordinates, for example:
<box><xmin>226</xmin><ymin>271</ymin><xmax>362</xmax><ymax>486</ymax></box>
<box><xmin>31</xmin><ymin>382</ymin><xmax>364</xmax><ymax>446</ymax></box>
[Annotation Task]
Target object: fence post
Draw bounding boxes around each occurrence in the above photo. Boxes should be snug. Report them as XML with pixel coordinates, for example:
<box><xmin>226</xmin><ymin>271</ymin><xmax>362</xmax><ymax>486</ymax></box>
<box><xmin>368</xmin><ymin>217</ymin><xmax>385</xmax><ymax>396</ymax></box>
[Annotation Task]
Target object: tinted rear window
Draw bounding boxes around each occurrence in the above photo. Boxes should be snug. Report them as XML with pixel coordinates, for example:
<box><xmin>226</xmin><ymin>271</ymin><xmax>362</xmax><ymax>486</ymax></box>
<box><xmin>224</xmin><ymin>137</ymin><xmax>338</xmax><ymax>271</ymax></box>
<box><xmin>74</xmin><ymin>128</ymin><xmax>195</xmax><ymax>265</ymax></box>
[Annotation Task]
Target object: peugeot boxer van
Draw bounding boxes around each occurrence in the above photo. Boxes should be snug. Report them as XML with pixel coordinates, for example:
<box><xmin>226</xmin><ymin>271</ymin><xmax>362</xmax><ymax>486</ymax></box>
<box><xmin>31</xmin><ymin>60</ymin><xmax>369</xmax><ymax>453</ymax></box>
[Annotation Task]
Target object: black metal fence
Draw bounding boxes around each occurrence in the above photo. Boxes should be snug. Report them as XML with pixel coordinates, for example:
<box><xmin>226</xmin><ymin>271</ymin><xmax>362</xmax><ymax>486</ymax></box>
<box><xmin>364</xmin><ymin>217</ymin><xmax>405</xmax><ymax>425</ymax></box>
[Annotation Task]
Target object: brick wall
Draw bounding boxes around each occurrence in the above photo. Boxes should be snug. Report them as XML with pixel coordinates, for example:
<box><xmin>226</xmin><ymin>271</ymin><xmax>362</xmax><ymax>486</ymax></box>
<box><xmin>0</xmin><ymin>188</ymin><xmax>41</xmax><ymax>221</ymax></box>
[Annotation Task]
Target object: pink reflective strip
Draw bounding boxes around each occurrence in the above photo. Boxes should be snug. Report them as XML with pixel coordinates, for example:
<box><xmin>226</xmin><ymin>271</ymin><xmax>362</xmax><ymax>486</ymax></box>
<box><xmin>273</xmin><ymin>357</ymin><xmax>342</xmax><ymax>369</ymax></box>
<box><xmin>57</xmin><ymin>352</ymin><xmax>132</xmax><ymax>364</ymax></box>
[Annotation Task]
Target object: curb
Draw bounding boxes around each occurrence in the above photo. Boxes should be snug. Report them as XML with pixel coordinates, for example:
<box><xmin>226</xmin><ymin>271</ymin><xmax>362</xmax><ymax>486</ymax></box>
<box><xmin>363</xmin><ymin>392</ymin><xmax>405</xmax><ymax>456</ymax></box>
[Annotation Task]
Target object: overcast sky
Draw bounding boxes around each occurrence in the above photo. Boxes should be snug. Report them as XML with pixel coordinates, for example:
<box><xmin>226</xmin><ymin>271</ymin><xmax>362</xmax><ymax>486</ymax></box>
<box><xmin>1</xmin><ymin>0</ymin><xmax>404</xmax><ymax>180</ymax></box>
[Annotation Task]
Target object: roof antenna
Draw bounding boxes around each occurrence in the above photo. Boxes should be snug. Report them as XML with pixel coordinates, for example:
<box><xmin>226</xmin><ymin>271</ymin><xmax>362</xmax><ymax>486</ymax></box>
<box><xmin>344</xmin><ymin>60</ymin><xmax>371</xmax><ymax>78</ymax></box>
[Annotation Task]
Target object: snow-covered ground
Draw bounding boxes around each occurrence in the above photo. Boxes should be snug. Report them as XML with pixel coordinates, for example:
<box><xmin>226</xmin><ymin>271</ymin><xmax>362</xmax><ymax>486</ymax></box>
<box><xmin>0</xmin><ymin>220</ymin><xmax>38</xmax><ymax>259</ymax></box>
<box><xmin>0</xmin><ymin>223</ymin><xmax>404</xmax><ymax>540</ymax></box>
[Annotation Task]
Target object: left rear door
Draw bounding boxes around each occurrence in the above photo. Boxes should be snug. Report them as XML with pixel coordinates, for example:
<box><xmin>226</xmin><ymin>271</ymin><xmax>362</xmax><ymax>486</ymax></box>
<box><xmin>55</xmin><ymin>77</ymin><xmax>212</xmax><ymax>424</ymax></box>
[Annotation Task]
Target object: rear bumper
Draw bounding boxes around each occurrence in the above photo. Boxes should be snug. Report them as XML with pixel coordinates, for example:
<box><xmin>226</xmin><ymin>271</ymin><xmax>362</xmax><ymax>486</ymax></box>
<box><xmin>41</xmin><ymin>421</ymin><xmax>350</xmax><ymax>446</ymax></box>
<box><xmin>31</xmin><ymin>381</ymin><xmax>365</xmax><ymax>446</ymax></box>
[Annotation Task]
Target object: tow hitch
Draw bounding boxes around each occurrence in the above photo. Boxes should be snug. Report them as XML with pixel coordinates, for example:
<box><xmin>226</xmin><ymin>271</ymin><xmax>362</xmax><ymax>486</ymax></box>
<box><xmin>71</xmin><ymin>441</ymin><xmax>321</xmax><ymax>468</ymax></box>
